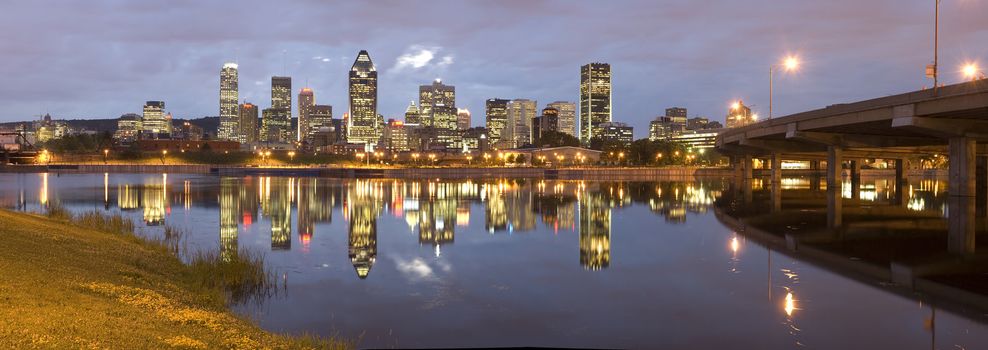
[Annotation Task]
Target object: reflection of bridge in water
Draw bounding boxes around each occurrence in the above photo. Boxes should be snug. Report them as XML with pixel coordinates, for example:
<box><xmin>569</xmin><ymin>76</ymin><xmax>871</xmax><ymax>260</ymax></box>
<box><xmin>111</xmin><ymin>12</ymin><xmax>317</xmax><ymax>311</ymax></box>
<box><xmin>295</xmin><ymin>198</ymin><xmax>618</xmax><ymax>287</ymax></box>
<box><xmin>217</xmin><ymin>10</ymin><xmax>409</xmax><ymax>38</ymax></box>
<box><xmin>716</xmin><ymin>80</ymin><xmax>988</xmax><ymax>319</ymax></box>
<box><xmin>718</xmin><ymin>80</ymin><xmax>988</xmax><ymax>255</ymax></box>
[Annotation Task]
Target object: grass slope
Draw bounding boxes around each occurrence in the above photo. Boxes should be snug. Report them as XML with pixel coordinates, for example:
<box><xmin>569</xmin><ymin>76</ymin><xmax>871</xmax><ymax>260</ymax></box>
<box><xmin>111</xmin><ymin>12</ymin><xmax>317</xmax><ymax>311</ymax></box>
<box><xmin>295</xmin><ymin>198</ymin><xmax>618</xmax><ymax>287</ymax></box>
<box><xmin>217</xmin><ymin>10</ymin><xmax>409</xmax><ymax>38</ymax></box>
<box><xmin>0</xmin><ymin>209</ymin><xmax>347</xmax><ymax>349</ymax></box>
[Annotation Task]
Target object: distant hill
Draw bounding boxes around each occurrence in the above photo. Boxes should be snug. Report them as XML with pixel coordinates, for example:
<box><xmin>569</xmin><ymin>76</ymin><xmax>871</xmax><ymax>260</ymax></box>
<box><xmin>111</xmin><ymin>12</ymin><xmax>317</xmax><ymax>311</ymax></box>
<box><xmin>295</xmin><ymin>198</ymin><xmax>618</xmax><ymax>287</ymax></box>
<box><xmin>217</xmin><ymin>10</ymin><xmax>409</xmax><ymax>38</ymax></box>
<box><xmin>0</xmin><ymin>116</ymin><xmax>220</xmax><ymax>134</ymax></box>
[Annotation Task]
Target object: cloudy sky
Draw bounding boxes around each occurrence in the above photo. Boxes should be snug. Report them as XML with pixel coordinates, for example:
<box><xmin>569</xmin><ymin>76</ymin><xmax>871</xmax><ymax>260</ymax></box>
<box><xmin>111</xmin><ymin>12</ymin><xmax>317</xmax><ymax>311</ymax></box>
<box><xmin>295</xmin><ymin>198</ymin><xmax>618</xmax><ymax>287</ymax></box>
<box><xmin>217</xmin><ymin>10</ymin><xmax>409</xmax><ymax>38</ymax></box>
<box><xmin>1</xmin><ymin>0</ymin><xmax>985</xmax><ymax>137</ymax></box>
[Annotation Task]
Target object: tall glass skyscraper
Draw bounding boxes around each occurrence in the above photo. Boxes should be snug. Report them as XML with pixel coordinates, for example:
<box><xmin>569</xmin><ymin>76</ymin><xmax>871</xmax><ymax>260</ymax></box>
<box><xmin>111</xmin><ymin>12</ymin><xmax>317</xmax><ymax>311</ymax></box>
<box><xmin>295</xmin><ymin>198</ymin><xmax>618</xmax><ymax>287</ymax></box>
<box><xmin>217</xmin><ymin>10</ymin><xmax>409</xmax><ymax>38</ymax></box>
<box><xmin>218</xmin><ymin>63</ymin><xmax>239</xmax><ymax>141</ymax></box>
<box><xmin>485</xmin><ymin>98</ymin><xmax>509</xmax><ymax>148</ymax></box>
<box><xmin>580</xmin><ymin>63</ymin><xmax>611</xmax><ymax>145</ymax></box>
<box><xmin>347</xmin><ymin>50</ymin><xmax>379</xmax><ymax>145</ymax></box>
<box><xmin>238</xmin><ymin>102</ymin><xmax>258</xmax><ymax>143</ymax></box>
<box><xmin>298</xmin><ymin>87</ymin><xmax>315</xmax><ymax>142</ymax></box>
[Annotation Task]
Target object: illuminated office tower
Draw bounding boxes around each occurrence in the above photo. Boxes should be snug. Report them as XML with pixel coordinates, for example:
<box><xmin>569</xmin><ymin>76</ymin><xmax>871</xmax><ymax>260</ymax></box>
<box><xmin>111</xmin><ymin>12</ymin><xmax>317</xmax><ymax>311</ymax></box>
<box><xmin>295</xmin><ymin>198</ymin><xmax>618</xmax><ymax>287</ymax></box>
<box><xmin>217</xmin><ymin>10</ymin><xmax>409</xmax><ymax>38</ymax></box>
<box><xmin>579</xmin><ymin>191</ymin><xmax>611</xmax><ymax>270</ymax></box>
<box><xmin>547</xmin><ymin>101</ymin><xmax>577</xmax><ymax>137</ymax></box>
<box><xmin>506</xmin><ymin>99</ymin><xmax>537</xmax><ymax>148</ymax></box>
<box><xmin>309</xmin><ymin>105</ymin><xmax>333</xmax><ymax>141</ymax></box>
<box><xmin>261</xmin><ymin>107</ymin><xmax>291</xmax><ymax>143</ymax></box>
<box><xmin>219</xmin><ymin>178</ymin><xmax>239</xmax><ymax>262</ymax></box>
<box><xmin>348</xmin><ymin>188</ymin><xmax>378</xmax><ymax>279</ymax></box>
<box><xmin>298</xmin><ymin>87</ymin><xmax>315</xmax><ymax>142</ymax></box>
<box><xmin>271</xmin><ymin>76</ymin><xmax>292</xmax><ymax>109</ymax></box>
<box><xmin>725</xmin><ymin>100</ymin><xmax>755</xmax><ymax>128</ymax></box>
<box><xmin>419</xmin><ymin>79</ymin><xmax>458</xmax><ymax>148</ymax></box>
<box><xmin>238</xmin><ymin>102</ymin><xmax>258</xmax><ymax>143</ymax></box>
<box><xmin>270</xmin><ymin>178</ymin><xmax>292</xmax><ymax>250</ymax></box>
<box><xmin>114</xmin><ymin>113</ymin><xmax>142</xmax><ymax>143</ymax></box>
<box><xmin>141</xmin><ymin>101</ymin><xmax>169</xmax><ymax>138</ymax></box>
<box><xmin>404</xmin><ymin>101</ymin><xmax>421</xmax><ymax>125</ymax></box>
<box><xmin>533</xmin><ymin>107</ymin><xmax>559</xmax><ymax>141</ymax></box>
<box><xmin>485</xmin><ymin>98</ymin><xmax>509</xmax><ymax>148</ymax></box>
<box><xmin>418</xmin><ymin>79</ymin><xmax>456</xmax><ymax>128</ymax></box>
<box><xmin>219</xmin><ymin>63</ymin><xmax>239</xmax><ymax>141</ymax></box>
<box><xmin>456</xmin><ymin>108</ymin><xmax>471</xmax><ymax>130</ymax></box>
<box><xmin>347</xmin><ymin>50</ymin><xmax>379</xmax><ymax>145</ymax></box>
<box><xmin>666</xmin><ymin>107</ymin><xmax>687</xmax><ymax>128</ymax></box>
<box><xmin>580</xmin><ymin>63</ymin><xmax>611</xmax><ymax>145</ymax></box>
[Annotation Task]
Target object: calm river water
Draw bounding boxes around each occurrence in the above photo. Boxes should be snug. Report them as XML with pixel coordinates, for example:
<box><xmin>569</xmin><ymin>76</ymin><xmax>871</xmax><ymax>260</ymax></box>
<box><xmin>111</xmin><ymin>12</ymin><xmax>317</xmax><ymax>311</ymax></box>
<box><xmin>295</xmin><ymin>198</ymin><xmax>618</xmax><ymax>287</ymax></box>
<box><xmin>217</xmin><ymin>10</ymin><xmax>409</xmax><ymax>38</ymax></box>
<box><xmin>1</xmin><ymin>172</ymin><xmax>986</xmax><ymax>349</ymax></box>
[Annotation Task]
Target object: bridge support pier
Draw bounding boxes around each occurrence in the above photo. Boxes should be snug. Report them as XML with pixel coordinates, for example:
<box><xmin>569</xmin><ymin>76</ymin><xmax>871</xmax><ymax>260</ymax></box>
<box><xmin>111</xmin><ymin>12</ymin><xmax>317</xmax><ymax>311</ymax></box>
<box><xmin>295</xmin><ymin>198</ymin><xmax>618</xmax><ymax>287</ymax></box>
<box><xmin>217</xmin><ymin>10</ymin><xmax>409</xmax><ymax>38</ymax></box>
<box><xmin>948</xmin><ymin>137</ymin><xmax>976</xmax><ymax>254</ymax></box>
<box><xmin>976</xmin><ymin>156</ymin><xmax>987</xmax><ymax>218</ymax></box>
<box><xmin>827</xmin><ymin>146</ymin><xmax>843</xmax><ymax>229</ymax></box>
<box><xmin>743</xmin><ymin>154</ymin><xmax>753</xmax><ymax>181</ymax></box>
<box><xmin>771</xmin><ymin>152</ymin><xmax>782</xmax><ymax>212</ymax></box>
<box><xmin>850</xmin><ymin>160</ymin><xmax>861</xmax><ymax>200</ymax></box>
<box><xmin>894</xmin><ymin>159</ymin><xmax>908</xmax><ymax>207</ymax></box>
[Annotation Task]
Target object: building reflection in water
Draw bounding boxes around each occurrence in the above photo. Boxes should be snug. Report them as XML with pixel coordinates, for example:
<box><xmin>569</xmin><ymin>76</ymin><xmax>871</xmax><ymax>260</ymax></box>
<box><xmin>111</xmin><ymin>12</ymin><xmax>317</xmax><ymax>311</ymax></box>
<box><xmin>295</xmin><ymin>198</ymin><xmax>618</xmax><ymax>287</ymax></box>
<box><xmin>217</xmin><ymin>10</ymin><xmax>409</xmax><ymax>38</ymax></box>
<box><xmin>347</xmin><ymin>180</ymin><xmax>380</xmax><ymax>279</ymax></box>
<box><xmin>39</xmin><ymin>173</ymin><xmax>48</xmax><ymax>207</ymax></box>
<box><xmin>219</xmin><ymin>177</ymin><xmax>239</xmax><ymax>261</ymax></box>
<box><xmin>297</xmin><ymin>178</ymin><xmax>333</xmax><ymax>250</ymax></box>
<box><xmin>23</xmin><ymin>175</ymin><xmax>733</xmax><ymax>276</ymax></box>
<box><xmin>141</xmin><ymin>176</ymin><xmax>167</xmax><ymax>226</ymax></box>
<box><xmin>579</xmin><ymin>188</ymin><xmax>611</xmax><ymax>271</ymax></box>
<box><xmin>269</xmin><ymin>177</ymin><xmax>293</xmax><ymax>250</ymax></box>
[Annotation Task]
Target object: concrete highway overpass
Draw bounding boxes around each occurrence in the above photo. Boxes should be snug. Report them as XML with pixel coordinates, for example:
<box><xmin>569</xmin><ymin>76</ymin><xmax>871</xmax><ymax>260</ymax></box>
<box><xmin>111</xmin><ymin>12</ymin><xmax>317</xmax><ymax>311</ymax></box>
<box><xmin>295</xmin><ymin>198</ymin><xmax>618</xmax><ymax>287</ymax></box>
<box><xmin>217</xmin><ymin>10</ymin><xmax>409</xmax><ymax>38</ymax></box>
<box><xmin>716</xmin><ymin>80</ymin><xmax>988</xmax><ymax>254</ymax></box>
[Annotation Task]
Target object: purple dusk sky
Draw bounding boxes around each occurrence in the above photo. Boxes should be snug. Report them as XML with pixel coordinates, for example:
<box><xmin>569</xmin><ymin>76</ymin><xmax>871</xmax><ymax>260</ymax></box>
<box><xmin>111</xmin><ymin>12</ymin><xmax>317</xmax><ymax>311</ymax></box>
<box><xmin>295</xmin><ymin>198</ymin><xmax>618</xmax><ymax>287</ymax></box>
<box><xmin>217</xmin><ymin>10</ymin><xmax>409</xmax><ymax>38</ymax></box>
<box><xmin>0</xmin><ymin>0</ymin><xmax>985</xmax><ymax>137</ymax></box>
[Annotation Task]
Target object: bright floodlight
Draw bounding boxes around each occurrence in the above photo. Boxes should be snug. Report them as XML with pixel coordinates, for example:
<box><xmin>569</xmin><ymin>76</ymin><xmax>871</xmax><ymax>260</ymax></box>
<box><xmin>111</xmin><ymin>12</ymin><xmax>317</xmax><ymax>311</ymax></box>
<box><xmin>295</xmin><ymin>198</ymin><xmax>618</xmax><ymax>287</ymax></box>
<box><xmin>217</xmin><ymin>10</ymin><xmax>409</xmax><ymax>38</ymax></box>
<box><xmin>783</xmin><ymin>56</ymin><xmax>799</xmax><ymax>71</ymax></box>
<box><xmin>731</xmin><ymin>101</ymin><xmax>741</xmax><ymax>110</ymax></box>
<box><xmin>962</xmin><ymin>62</ymin><xmax>979</xmax><ymax>80</ymax></box>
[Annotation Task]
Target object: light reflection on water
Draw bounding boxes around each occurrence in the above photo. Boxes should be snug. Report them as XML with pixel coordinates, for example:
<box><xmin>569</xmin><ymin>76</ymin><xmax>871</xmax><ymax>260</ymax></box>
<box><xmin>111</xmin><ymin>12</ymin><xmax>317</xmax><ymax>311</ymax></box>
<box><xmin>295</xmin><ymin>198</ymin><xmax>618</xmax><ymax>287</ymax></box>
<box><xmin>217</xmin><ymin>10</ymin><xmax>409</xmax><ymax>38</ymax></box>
<box><xmin>0</xmin><ymin>172</ymin><xmax>984</xmax><ymax>349</ymax></box>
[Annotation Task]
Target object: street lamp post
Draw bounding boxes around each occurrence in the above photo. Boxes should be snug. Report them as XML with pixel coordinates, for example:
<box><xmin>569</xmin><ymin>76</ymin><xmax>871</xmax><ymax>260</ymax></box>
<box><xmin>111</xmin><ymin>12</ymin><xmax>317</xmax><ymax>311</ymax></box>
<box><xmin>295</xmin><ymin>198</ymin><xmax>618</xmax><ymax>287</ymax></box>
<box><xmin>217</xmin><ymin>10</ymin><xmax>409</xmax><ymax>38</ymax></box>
<box><xmin>160</xmin><ymin>150</ymin><xmax>168</xmax><ymax>165</ymax></box>
<box><xmin>934</xmin><ymin>0</ymin><xmax>940</xmax><ymax>91</ymax></box>
<box><xmin>769</xmin><ymin>56</ymin><xmax>799</xmax><ymax>120</ymax></box>
<box><xmin>103</xmin><ymin>149</ymin><xmax>109</xmax><ymax>165</ymax></box>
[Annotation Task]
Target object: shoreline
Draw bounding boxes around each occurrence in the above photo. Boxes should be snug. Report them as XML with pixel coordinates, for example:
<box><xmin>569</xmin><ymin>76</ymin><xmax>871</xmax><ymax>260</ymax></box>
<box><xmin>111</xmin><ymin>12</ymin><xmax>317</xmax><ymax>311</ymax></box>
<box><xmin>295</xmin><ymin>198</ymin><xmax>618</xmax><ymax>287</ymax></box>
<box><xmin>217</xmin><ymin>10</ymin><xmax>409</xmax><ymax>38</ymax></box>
<box><xmin>0</xmin><ymin>209</ymin><xmax>346</xmax><ymax>349</ymax></box>
<box><xmin>0</xmin><ymin>164</ymin><xmax>948</xmax><ymax>179</ymax></box>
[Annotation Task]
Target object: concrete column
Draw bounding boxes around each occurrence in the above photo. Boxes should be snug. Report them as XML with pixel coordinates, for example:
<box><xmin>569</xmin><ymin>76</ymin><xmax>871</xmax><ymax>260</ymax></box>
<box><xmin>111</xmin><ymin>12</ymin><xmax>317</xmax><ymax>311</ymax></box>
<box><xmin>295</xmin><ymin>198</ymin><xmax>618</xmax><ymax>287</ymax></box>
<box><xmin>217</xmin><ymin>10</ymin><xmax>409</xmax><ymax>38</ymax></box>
<box><xmin>743</xmin><ymin>154</ymin><xmax>753</xmax><ymax>181</ymax></box>
<box><xmin>827</xmin><ymin>146</ymin><xmax>843</xmax><ymax>229</ymax></box>
<box><xmin>771</xmin><ymin>152</ymin><xmax>782</xmax><ymax>212</ymax></box>
<box><xmin>894</xmin><ymin>159</ymin><xmax>907</xmax><ymax>207</ymax></box>
<box><xmin>976</xmin><ymin>156</ymin><xmax>987</xmax><ymax>218</ymax></box>
<box><xmin>948</xmin><ymin>137</ymin><xmax>976</xmax><ymax>254</ymax></box>
<box><xmin>733</xmin><ymin>155</ymin><xmax>744</xmax><ymax>179</ymax></box>
<box><xmin>850</xmin><ymin>160</ymin><xmax>861</xmax><ymax>200</ymax></box>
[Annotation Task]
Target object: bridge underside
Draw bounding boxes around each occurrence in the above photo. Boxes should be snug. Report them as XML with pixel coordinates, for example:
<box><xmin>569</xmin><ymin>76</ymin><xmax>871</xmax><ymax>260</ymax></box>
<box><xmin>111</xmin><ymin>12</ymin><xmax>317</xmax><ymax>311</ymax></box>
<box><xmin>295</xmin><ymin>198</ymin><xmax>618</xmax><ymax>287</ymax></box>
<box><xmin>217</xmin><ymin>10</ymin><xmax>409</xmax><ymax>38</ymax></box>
<box><xmin>717</xmin><ymin>81</ymin><xmax>988</xmax><ymax>255</ymax></box>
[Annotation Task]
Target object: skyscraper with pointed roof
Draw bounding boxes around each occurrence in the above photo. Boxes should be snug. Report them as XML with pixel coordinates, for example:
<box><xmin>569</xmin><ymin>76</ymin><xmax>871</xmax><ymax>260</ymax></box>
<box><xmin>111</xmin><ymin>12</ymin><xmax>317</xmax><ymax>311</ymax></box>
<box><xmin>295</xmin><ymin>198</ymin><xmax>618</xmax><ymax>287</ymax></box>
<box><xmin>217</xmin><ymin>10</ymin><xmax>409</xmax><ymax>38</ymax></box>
<box><xmin>347</xmin><ymin>50</ymin><xmax>379</xmax><ymax>145</ymax></box>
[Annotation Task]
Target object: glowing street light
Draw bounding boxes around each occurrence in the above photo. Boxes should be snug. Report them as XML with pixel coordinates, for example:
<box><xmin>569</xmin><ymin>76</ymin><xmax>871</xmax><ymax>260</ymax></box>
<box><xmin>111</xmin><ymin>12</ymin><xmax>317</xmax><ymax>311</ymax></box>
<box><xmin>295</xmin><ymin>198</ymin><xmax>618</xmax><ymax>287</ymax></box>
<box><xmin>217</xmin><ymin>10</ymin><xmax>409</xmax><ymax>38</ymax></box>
<box><xmin>962</xmin><ymin>62</ymin><xmax>984</xmax><ymax>81</ymax></box>
<box><xmin>103</xmin><ymin>149</ymin><xmax>109</xmax><ymax>165</ymax></box>
<box><xmin>770</xmin><ymin>55</ymin><xmax>800</xmax><ymax>119</ymax></box>
<box><xmin>160</xmin><ymin>150</ymin><xmax>168</xmax><ymax>164</ymax></box>
<box><xmin>288</xmin><ymin>151</ymin><xmax>296</xmax><ymax>163</ymax></box>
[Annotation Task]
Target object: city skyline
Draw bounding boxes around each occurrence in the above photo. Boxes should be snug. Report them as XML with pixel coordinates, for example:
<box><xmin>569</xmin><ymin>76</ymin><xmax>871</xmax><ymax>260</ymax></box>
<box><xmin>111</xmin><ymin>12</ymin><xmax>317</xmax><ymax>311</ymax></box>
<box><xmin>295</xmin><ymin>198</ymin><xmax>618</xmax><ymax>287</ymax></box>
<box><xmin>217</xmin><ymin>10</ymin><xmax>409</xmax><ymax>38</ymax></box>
<box><xmin>0</xmin><ymin>1</ymin><xmax>986</xmax><ymax>139</ymax></box>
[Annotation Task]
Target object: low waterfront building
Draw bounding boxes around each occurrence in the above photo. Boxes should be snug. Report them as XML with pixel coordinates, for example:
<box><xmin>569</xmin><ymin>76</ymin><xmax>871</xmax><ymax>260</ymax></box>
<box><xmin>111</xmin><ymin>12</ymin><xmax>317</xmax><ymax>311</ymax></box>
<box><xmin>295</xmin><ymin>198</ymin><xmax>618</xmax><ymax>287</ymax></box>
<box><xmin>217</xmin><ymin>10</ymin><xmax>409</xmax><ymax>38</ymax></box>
<box><xmin>670</xmin><ymin>128</ymin><xmax>723</xmax><ymax>150</ymax></box>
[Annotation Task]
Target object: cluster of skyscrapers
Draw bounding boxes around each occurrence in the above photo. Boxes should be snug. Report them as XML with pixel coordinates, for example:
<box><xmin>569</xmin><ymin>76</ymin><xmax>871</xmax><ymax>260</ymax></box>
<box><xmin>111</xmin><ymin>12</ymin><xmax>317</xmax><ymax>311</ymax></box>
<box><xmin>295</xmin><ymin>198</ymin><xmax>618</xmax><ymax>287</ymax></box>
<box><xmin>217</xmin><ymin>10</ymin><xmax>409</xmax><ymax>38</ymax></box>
<box><xmin>205</xmin><ymin>54</ymin><xmax>631</xmax><ymax>152</ymax></box>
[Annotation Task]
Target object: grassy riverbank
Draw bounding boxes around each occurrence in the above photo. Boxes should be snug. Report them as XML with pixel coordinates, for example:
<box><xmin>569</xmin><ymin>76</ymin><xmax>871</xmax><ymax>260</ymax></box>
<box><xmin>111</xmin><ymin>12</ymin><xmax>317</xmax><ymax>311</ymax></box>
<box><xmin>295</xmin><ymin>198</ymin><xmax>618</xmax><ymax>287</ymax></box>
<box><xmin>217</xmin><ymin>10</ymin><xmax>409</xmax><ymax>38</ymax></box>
<box><xmin>0</xmin><ymin>209</ymin><xmax>347</xmax><ymax>349</ymax></box>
